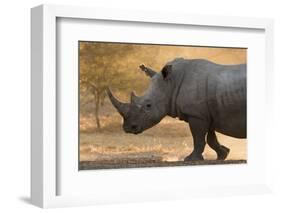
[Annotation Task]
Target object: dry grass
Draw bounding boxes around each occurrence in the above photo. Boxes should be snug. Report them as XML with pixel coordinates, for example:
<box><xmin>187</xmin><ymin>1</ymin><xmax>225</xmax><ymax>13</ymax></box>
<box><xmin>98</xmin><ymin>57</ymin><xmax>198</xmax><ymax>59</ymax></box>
<box><xmin>80</xmin><ymin>112</ymin><xmax>247</xmax><ymax>163</ymax></box>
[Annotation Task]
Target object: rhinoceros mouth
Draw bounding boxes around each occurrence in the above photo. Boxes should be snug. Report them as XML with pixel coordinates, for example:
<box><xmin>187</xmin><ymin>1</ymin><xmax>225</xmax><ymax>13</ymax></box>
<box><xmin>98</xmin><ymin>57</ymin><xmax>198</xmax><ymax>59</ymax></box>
<box><xmin>133</xmin><ymin>130</ymin><xmax>143</xmax><ymax>135</ymax></box>
<box><xmin>123</xmin><ymin>126</ymin><xmax>143</xmax><ymax>134</ymax></box>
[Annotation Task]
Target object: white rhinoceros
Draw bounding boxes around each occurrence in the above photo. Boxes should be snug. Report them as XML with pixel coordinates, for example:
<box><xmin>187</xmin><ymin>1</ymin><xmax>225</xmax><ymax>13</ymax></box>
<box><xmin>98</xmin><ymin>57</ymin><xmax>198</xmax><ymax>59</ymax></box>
<box><xmin>107</xmin><ymin>58</ymin><xmax>246</xmax><ymax>161</ymax></box>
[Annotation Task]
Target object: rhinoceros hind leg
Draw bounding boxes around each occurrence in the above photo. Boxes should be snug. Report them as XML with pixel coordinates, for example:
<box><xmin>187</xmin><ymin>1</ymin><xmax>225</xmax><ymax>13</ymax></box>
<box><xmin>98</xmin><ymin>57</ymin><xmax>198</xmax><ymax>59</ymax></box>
<box><xmin>207</xmin><ymin>130</ymin><xmax>230</xmax><ymax>160</ymax></box>
<box><xmin>217</xmin><ymin>145</ymin><xmax>230</xmax><ymax>160</ymax></box>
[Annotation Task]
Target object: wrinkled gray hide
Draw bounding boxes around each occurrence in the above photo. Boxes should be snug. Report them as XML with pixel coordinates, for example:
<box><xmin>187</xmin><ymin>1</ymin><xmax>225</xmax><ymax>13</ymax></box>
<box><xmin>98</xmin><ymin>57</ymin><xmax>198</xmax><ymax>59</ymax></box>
<box><xmin>107</xmin><ymin>58</ymin><xmax>246</xmax><ymax>161</ymax></box>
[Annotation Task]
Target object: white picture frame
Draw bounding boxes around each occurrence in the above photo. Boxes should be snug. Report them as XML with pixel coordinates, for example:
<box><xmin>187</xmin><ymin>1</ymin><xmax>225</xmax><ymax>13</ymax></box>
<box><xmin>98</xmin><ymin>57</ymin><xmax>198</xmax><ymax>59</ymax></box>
<box><xmin>31</xmin><ymin>4</ymin><xmax>274</xmax><ymax>208</ymax></box>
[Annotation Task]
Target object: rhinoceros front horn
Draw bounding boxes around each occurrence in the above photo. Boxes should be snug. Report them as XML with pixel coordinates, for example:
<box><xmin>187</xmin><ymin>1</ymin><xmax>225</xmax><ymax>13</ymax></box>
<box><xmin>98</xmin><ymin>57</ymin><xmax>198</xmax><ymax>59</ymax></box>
<box><xmin>106</xmin><ymin>88</ymin><xmax>130</xmax><ymax>117</ymax></box>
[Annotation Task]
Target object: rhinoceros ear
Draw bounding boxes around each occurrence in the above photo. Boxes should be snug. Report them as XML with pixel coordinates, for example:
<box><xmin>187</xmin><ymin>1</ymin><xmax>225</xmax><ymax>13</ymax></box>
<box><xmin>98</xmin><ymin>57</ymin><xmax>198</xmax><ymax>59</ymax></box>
<box><xmin>161</xmin><ymin>64</ymin><xmax>172</xmax><ymax>80</ymax></box>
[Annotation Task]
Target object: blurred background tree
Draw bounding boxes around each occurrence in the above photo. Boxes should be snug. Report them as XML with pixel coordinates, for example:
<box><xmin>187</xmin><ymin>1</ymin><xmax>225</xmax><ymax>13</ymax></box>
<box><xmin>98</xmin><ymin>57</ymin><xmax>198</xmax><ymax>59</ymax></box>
<box><xmin>81</xmin><ymin>42</ymin><xmax>133</xmax><ymax>128</ymax></box>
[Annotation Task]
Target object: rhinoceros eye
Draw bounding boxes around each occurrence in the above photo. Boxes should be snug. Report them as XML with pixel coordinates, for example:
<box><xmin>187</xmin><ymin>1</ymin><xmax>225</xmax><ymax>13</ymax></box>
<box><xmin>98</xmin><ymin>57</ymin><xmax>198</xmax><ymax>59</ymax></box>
<box><xmin>146</xmin><ymin>103</ymin><xmax>151</xmax><ymax>108</ymax></box>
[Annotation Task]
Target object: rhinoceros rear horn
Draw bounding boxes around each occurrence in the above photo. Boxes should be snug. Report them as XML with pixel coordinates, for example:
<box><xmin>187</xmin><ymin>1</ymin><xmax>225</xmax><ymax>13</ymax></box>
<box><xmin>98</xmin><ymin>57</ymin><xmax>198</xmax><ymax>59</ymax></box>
<box><xmin>106</xmin><ymin>88</ymin><xmax>130</xmax><ymax>117</ymax></box>
<box><xmin>130</xmin><ymin>91</ymin><xmax>140</xmax><ymax>103</ymax></box>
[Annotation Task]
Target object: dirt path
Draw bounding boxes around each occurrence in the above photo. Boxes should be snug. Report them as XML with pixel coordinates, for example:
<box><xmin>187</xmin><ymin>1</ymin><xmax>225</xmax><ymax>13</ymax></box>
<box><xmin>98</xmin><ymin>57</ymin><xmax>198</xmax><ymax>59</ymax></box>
<box><xmin>79</xmin><ymin>159</ymin><xmax>246</xmax><ymax>170</ymax></box>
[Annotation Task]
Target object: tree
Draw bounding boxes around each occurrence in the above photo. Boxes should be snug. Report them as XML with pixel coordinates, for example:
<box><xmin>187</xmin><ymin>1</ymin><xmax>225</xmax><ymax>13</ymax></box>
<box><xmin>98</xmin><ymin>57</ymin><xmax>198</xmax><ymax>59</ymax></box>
<box><xmin>79</xmin><ymin>42</ymin><xmax>139</xmax><ymax>129</ymax></box>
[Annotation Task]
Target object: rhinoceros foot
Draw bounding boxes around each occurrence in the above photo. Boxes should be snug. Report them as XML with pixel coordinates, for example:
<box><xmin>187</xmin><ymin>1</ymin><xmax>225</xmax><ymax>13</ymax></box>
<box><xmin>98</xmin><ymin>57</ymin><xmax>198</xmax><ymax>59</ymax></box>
<box><xmin>217</xmin><ymin>145</ymin><xmax>230</xmax><ymax>160</ymax></box>
<box><xmin>184</xmin><ymin>152</ymin><xmax>204</xmax><ymax>161</ymax></box>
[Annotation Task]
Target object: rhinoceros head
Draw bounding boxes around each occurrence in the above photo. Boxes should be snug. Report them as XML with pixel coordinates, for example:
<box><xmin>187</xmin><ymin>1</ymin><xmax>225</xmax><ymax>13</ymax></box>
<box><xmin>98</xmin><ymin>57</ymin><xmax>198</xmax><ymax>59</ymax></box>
<box><xmin>107</xmin><ymin>64</ymin><xmax>173</xmax><ymax>134</ymax></box>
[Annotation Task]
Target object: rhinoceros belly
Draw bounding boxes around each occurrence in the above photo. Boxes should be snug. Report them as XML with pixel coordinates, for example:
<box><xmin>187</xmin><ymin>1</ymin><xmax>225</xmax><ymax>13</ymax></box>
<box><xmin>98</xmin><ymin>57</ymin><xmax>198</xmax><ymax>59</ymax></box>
<box><xmin>211</xmin><ymin>95</ymin><xmax>246</xmax><ymax>138</ymax></box>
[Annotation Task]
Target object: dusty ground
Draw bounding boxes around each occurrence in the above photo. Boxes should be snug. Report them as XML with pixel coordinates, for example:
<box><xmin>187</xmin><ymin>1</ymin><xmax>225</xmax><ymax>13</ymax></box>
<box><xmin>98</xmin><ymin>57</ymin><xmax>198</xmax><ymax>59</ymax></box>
<box><xmin>80</xmin><ymin>113</ymin><xmax>247</xmax><ymax>169</ymax></box>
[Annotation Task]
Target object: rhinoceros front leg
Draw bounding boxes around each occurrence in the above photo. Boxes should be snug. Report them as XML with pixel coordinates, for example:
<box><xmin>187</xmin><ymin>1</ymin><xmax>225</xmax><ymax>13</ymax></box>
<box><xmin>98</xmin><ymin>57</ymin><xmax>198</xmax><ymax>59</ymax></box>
<box><xmin>207</xmin><ymin>130</ymin><xmax>230</xmax><ymax>160</ymax></box>
<box><xmin>184</xmin><ymin>117</ymin><xmax>208</xmax><ymax>161</ymax></box>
